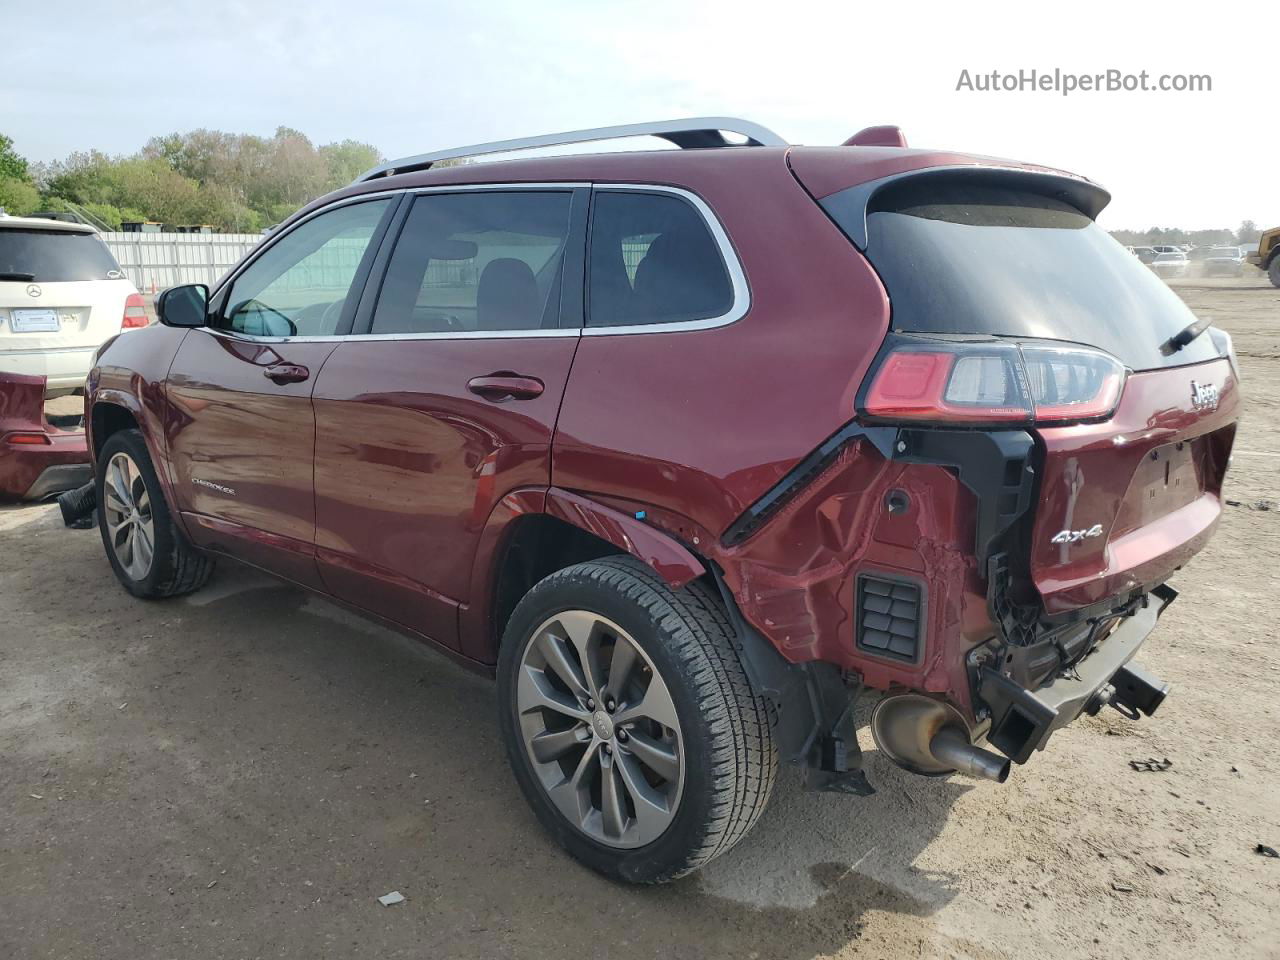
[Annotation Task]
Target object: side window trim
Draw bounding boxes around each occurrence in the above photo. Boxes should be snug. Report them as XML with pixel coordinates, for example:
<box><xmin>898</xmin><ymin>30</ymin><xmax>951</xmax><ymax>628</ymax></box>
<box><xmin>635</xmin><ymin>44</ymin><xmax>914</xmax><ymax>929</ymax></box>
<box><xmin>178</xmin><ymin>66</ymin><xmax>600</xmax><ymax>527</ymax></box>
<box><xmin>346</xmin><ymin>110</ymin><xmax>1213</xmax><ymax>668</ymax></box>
<box><xmin>349</xmin><ymin>192</ymin><xmax>416</xmax><ymax>336</ymax></box>
<box><xmin>555</xmin><ymin>187</ymin><xmax>590</xmax><ymax>330</ymax></box>
<box><xmin>208</xmin><ymin>193</ymin><xmax>402</xmax><ymax>341</ymax></box>
<box><xmin>350</xmin><ymin>185</ymin><xmax>589</xmax><ymax>339</ymax></box>
<box><xmin>582</xmin><ymin>184</ymin><xmax>750</xmax><ymax>336</ymax></box>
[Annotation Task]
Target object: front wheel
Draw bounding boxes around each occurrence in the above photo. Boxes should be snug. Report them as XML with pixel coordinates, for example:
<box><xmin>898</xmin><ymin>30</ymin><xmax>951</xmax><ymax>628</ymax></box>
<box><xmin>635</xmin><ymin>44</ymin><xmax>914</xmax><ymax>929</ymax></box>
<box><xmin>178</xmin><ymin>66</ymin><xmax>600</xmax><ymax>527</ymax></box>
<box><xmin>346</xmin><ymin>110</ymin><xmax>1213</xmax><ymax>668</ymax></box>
<box><xmin>1269</xmin><ymin>257</ymin><xmax>1280</xmax><ymax>288</ymax></box>
<box><xmin>97</xmin><ymin>428</ymin><xmax>214</xmax><ymax>599</ymax></box>
<box><xmin>496</xmin><ymin>555</ymin><xmax>777</xmax><ymax>884</ymax></box>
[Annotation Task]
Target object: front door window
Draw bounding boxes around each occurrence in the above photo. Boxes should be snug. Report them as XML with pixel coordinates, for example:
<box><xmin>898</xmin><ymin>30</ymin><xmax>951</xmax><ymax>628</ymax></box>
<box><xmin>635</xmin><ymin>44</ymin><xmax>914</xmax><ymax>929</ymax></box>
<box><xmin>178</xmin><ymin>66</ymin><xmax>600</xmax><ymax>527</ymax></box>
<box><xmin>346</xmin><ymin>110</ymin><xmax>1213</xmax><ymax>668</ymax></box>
<box><xmin>221</xmin><ymin>199</ymin><xmax>392</xmax><ymax>337</ymax></box>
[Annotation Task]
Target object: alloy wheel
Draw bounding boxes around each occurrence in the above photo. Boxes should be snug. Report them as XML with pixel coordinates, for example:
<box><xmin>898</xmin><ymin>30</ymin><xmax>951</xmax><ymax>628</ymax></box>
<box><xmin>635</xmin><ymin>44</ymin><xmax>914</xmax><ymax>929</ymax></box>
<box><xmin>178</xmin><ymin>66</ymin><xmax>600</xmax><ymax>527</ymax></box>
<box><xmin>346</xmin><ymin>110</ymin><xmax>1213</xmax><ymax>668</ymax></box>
<box><xmin>515</xmin><ymin>610</ymin><xmax>684</xmax><ymax>848</ymax></box>
<box><xmin>102</xmin><ymin>451</ymin><xmax>155</xmax><ymax>582</ymax></box>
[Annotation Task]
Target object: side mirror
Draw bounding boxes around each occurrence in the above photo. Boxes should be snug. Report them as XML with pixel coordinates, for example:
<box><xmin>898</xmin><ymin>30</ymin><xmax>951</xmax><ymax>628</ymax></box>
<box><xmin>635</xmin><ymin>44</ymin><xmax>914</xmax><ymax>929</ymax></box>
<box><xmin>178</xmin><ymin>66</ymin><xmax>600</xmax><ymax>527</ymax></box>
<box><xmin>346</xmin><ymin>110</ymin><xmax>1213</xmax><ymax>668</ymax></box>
<box><xmin>156</xmin><ymin>284</ymin><xmax>209</xmax><ymax>328</ymax></box>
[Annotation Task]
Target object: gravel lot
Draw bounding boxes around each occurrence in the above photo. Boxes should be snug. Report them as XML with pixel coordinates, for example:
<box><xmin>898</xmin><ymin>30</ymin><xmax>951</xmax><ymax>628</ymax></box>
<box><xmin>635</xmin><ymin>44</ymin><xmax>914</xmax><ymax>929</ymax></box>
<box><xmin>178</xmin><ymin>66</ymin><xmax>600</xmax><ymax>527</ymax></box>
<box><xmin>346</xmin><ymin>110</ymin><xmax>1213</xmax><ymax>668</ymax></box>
<box><xmin>2</xmin><ymin>277</ymin><xmax>1277</xmax><ymax>960</ymax></box>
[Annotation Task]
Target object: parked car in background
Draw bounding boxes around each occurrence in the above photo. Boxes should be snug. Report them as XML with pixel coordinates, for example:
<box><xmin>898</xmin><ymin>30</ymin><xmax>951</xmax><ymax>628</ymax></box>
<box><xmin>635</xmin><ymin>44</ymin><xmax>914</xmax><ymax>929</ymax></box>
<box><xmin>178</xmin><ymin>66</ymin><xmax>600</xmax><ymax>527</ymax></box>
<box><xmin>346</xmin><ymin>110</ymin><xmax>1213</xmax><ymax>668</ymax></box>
<box><xmin>0</xmin><ymin>215</ymin><xmax>147</xmax><ymax>499</ymax></box>
<box><xmin>1203</xmin><ymin>246</ymin><xmax>1246</xmax><ymax>277</ymax></box>
<box><xmin>1152</xmin><ymin>244</ymin><xmax>1183</xmax><ymax>255</ymax></box>
<box><xmin>1</xmin><ymin>216</ymin><xmax>147</xmax><ymax>395</ymax></box>
<box><xmin>1131</xmin><ymin>246</ymin><xmax>1159</xmax><ymax>264</ymax></box>
<box><xmin>80</xmin><ymin>118</ymin><xmax>1240</xmax><ymax>884</ymax></box>
<box><xmin>1149</xmin><ymin>250</ymin><xmax>1188</xmax><ymax>278</ymax></box>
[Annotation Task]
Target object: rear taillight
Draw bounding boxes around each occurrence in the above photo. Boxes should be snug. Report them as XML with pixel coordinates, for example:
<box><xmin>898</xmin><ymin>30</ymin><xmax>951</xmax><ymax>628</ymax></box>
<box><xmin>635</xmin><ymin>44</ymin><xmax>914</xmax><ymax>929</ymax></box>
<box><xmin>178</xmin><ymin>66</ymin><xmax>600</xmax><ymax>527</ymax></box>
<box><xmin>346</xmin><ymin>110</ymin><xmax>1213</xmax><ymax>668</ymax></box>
<box><xmin>121</xmin><ymin>293</ymin><xmax>148</xmax><ymax>329</ymax></box>
<box><xmin>5</xmin><ymin>433</ymin><xmax>52</xmax><ymax>445</ymax></box>
<box><xmin>862</xmin><ymin>338</ymin><xmax>1126</xmax><ymax>426</ymax></box>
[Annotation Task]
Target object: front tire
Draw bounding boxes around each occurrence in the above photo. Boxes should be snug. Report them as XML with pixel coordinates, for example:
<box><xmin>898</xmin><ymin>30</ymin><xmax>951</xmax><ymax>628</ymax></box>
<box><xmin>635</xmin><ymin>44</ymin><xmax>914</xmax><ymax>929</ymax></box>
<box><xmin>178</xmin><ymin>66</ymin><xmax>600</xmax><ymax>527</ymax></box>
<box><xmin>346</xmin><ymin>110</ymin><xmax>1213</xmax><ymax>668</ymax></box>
<box><xmin>97</xmin><ymin>429</ymin><xmax>213</xmax><ymax>599</ymax></box>
<box><xmin>1269</xmin><ymin>257</ymin><xmax>1280</xmax><ymax>288</ymax></box>
<box><xmin>496</xmin><ymin>555</ymin><xmax>776</xmax><ymax>884</ymax></box>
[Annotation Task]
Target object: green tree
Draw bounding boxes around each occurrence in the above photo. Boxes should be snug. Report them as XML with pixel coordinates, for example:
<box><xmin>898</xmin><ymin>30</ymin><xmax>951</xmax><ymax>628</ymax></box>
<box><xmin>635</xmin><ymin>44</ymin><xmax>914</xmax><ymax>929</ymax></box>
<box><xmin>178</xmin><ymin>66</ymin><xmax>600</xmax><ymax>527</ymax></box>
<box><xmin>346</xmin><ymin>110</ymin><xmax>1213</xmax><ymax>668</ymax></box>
<box><xmin>1237</xmin><ymin>220</ymin><xmax>1261</xmax><ymax>245</ymax></box>
<box><xmin>39</xmin><ymin>127</ymin><xmax>383</xmax><ymax>230</ymax></box>
<box><xmin>319</xmin><ymin>140</ymin><xmax>382</xmax><ymax>190</ymax></box>
<box><xmin>0</xmin><ymin>176</ymin><xmax>40</xmax><ymax>215</ymax></box>
<box><xmin>0</xmin><ymin>133</ymin><xmax>29</xmax><ymax>182</ymax></box>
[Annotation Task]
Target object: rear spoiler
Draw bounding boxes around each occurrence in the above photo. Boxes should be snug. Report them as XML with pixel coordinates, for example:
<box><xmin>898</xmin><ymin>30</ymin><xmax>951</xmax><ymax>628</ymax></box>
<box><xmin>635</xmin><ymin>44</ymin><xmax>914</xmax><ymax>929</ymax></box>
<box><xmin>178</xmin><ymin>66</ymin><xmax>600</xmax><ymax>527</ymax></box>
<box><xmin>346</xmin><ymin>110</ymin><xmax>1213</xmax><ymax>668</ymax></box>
<box><xmin>820</xmin><ymin>165</ymin><xmax>1112</xmax><ymax>249</ymax></box>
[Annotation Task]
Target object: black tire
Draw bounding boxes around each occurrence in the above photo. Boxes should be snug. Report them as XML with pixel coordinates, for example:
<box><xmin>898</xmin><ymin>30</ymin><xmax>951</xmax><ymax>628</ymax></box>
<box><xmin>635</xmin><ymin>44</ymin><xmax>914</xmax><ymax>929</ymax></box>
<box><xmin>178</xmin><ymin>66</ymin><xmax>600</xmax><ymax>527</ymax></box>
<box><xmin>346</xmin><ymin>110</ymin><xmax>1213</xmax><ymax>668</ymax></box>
<box><xmin>496</xmin><ymin>555</ymin><xmax>777</xmax><ymax>883</ymax></box>
<box><xmin>96</xmin><ymin>428</ymin><xmax>213</xmax><ymax>599</ymax></box>
<box><xmin>1268</xmin><ymin>256</ymin><xmax>1280</xmax><ymax>288</ymax></box>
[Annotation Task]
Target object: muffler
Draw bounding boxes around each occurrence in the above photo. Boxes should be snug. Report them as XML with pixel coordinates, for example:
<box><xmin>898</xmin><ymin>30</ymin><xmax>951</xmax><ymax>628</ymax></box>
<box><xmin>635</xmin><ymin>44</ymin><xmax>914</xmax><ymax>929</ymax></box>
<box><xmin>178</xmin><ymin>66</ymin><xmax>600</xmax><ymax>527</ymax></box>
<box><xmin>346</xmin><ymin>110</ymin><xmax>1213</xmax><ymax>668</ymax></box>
<box><xmin>871</xmin><ymin>693</ymin><xmax>1011</xmax><ymax>783</ymax></box>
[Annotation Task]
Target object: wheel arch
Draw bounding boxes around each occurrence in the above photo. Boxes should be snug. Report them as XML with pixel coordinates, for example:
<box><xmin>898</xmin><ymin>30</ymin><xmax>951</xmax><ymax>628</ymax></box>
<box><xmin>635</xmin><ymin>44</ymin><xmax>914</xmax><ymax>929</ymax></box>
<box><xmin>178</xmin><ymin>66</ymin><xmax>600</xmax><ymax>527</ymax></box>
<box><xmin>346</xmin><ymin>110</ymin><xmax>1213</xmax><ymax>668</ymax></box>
<box><xmin>459</xmin><ymin>487</ymin><xmax>708</xmax><ymax>664</ymax></box>
<box><xmin>89</xmin><ymin>397</ymin><xmax>142</xmax><ymax>460</ymax></box>
<box><xmin>88</xmin><ymin>391</ymin><xmax>189</xmax><ymax>541</ymax></box>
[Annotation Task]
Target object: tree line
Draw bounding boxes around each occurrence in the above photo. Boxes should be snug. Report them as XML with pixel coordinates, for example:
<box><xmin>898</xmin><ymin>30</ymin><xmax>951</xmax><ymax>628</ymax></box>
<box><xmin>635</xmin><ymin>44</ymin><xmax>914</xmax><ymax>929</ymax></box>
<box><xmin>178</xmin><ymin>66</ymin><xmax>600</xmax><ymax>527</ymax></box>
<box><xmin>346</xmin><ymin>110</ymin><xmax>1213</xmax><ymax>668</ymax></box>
<box><xmin>0</xmin><ymin>129</ymin><xmax>1270</xmax><ymax>242</ymax></box>
<box><xmin>0</xmin><ymin>128</ymin><xmax>381</xmax><ymax>232</ymax></box>
<box><xmin>1110</xmin><ymin>222</ymin><xmax>1264</xmax><ymax>249</ymax></box>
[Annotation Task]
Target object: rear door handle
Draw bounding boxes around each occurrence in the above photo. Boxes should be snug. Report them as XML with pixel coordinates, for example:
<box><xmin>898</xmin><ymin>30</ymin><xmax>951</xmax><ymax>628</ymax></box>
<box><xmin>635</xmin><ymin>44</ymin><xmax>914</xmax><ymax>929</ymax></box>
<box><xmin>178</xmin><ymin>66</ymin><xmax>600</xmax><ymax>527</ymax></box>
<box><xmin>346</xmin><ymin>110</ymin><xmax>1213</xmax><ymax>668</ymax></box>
<box><xmin>467</xmin><ymin>374</ymin><xmax>544</xmax><ymax>402</ymax></box>
<box><xmin>263</xmin><ymin>363</ymin><xmax>310</xmax><ymax>385</ymax></box>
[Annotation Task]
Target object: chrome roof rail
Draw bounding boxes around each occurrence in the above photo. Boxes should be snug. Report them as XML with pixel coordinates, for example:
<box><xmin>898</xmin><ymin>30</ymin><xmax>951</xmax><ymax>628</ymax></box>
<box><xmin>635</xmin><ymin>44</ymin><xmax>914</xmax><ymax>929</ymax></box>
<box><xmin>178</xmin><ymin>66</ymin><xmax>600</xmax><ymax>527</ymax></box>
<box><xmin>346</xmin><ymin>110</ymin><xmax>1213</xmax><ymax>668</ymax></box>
<box><xmin>353</xmin><ymin>117</ymin><xmax>787</xmax><ymax>183</ymax></box>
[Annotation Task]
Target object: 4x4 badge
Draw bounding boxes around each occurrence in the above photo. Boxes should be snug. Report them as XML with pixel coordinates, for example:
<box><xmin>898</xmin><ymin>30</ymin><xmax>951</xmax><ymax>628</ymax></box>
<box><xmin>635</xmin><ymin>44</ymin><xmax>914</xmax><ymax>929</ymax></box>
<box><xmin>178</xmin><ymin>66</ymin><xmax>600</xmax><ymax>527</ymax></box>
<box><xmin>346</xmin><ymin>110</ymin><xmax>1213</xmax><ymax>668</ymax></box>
<box><xmin>1190</xmin><ymin>380</ymin><xmax>1219</xmax><ymax>412</ymax></box>
<box><xmin>1051</xmin><ymin>524</ymin><xmax>1103</xmax><ymax>545</ymax></box>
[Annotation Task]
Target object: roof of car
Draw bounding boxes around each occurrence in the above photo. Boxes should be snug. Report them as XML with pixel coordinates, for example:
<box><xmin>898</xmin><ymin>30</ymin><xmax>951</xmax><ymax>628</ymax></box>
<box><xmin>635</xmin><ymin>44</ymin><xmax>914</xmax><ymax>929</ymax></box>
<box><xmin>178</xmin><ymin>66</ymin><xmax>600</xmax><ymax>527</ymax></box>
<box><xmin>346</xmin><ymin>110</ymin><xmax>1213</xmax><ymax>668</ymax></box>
<box><xmin>0</xmin><ymin>214</ymin><xmax>98</xmax><ymax>234</ymax></box>
<box><xmin>311</xmin><ymin>144</ymin><xmax>1087</xmax><ymax>215</ymax></box>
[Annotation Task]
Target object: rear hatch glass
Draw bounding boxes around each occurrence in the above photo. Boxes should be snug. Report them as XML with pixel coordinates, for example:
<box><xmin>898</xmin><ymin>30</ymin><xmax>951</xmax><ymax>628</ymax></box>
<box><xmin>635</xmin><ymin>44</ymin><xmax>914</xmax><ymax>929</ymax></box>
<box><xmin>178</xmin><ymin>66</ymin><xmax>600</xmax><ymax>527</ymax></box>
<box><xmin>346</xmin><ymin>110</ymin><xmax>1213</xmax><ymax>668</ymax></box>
<box><xmin>849</xmin><ymin>180</ymin><xmax>1219</xmax><ymax>372</ymax></box>
<box><xmin>0</xmin><ymin>228</ymin><xmax>123</xmax><ymax>282</ymax></box>
<box><xmin>820</xmin><ymin>174</ymin><xmax>1238</xmax><ymax>613</ymax></box>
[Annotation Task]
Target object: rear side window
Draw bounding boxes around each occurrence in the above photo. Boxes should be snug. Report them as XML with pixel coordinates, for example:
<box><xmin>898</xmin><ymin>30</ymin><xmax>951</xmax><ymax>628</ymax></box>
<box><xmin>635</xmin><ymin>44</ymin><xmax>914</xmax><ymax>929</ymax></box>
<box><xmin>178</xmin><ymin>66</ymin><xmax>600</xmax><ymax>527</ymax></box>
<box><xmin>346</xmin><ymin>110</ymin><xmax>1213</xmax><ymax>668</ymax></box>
<box><xmin>833</xmin><ymin>179</ymin><xmax>1221</xmax><ymax>371</ymax></box>
<box><xmin>587</xmin><ymin>191</ymin><xmax>732</xmax><ymax>328</ymax></box>
<box><xmin>370</xmin><ymin>191</ymin><xmax>572</xmax><ymax>334</ymax></box>
<box><xmin>0</xmin><ymin>229</ymin><xmax>122</xmax><ymax>282</ymax></box>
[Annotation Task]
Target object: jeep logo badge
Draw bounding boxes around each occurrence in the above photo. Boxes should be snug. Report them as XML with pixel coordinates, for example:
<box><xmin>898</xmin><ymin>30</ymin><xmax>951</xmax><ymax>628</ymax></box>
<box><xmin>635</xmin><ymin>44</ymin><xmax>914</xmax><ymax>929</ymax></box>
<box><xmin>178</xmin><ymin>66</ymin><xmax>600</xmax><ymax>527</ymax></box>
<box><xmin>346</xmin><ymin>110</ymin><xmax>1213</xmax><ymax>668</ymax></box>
<box><xmin>591</xmin><ymin>711</ymin><xmax>615</xmax><ymax>740</ymax></box>
<box><xmin>1190</xmin><ymin>380</ymin><xmax>1219</xmax><ymax>413</ymax></box>
<box><xmin>26</xmin><ymin>283</ymin><xmax>41</xmax><ymax>298</ymax></box>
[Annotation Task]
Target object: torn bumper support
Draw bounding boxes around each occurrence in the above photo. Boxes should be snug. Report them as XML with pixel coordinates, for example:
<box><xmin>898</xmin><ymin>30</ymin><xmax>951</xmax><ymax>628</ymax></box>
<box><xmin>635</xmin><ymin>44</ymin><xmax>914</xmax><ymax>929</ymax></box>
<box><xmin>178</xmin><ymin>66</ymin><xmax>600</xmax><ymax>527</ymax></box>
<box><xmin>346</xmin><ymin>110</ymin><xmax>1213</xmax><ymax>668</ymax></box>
<box><xmin>978</xmin><ymin>585</ymin><xmax>1177</xmax><ymax>764</ymax></box>
<box><xmin>0</xmin><ymin>373</ymin><xmax>91</xmax><ymax>501</ymax></box>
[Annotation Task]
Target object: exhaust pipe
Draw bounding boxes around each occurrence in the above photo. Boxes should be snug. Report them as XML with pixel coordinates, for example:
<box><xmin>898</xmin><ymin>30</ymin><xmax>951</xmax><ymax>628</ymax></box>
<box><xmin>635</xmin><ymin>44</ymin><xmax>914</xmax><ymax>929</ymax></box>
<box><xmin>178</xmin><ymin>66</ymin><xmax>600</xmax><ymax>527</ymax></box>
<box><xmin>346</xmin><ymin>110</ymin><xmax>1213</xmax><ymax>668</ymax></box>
<box><xmin>929</xmin><ymin>727</ymin><xmax>1011</xmax><ymax>783</ymax></box>
<box><xmin>871</xmin><ymin>693</ymin><xmax>1012</xmax><ymax>783</ymax></box>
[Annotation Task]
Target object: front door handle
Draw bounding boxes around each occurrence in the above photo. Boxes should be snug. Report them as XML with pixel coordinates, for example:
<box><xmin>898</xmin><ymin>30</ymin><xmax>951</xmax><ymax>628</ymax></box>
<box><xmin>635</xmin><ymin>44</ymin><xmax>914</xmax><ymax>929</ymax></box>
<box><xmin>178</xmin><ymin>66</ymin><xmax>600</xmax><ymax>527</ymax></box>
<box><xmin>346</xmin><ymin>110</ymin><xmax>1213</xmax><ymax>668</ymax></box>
<box><xmin>467</xmin><ymin>374</ymin><xmax>544</xmax><ymax>402</ymax></box>
<box><xmin>263</xmin><ymin>363</ymin><xmax>310</xmax><ymax>385</ymax></box>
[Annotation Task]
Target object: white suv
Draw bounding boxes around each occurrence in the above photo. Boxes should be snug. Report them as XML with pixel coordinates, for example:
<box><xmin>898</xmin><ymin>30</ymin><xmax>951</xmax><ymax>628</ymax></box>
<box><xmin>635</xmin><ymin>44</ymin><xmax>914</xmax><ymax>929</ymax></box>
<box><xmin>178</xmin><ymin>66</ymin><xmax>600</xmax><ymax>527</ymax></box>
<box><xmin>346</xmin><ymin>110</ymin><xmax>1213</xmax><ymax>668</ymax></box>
<box><xmin>0</xmin><ymin>215</ymin><xmax>146</xmax><ymax>397</ymax></box>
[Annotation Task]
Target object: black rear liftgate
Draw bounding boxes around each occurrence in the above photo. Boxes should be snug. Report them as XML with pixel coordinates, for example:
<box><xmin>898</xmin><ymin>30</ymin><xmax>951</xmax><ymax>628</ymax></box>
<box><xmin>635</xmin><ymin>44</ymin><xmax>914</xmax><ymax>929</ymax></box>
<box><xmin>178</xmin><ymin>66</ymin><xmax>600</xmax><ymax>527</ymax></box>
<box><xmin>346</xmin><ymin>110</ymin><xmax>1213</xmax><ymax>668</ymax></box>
<box><xmin>896</xmin><ymin>426</ymin><xmax>1176</xmax><ymax>766</ymax></box>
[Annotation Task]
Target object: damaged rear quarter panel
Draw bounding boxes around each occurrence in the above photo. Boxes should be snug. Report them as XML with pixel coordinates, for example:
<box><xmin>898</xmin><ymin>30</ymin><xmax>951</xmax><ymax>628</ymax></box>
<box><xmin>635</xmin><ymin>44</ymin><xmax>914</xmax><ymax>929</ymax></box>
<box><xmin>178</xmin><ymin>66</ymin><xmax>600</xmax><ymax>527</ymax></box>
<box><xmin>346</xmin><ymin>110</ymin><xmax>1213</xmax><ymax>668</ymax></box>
<box><xmin>712</xmin><ymin>443</ymin><xmax>992</xmax><ymax>717</ymax></box>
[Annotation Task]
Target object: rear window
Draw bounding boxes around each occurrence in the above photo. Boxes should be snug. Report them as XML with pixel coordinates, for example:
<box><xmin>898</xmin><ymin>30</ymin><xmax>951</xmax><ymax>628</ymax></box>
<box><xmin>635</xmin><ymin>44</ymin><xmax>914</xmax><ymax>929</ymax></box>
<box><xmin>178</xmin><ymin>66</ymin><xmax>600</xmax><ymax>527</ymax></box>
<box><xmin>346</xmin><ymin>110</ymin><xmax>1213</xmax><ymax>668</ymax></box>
<box><xmin>587</xmin><ymin>191</ymin><xmax>733</xmax><ymax>327</ymax></box>
<box><xmin>832</xmin><ymin>180</ymin><xmax>1220</xmax><ymax>371</ymax></box>
<box><xmin>0</xmin><ymin>228</ymin><xmax>123</xmax><ymax>282</ymax></box>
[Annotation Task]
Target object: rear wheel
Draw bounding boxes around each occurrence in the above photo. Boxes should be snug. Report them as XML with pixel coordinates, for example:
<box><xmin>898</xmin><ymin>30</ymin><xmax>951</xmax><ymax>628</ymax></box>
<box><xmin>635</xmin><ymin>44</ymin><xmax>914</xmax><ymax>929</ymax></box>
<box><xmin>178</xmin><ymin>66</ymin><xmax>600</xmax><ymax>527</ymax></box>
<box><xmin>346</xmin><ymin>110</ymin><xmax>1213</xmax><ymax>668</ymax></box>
<box><xmin>1269</xmin><ymin>256</ymin><xmax>1280</xmax><ymax>288</ymax></box>
<box><xmin>97</xmin><ymin>429</ymin><xmax>213</xmax><ymax>598</ymax></box>
<box><xmin>496</xmin><ymin>555</ymin><xmax>776</xmax><ymax>883</ymax></box>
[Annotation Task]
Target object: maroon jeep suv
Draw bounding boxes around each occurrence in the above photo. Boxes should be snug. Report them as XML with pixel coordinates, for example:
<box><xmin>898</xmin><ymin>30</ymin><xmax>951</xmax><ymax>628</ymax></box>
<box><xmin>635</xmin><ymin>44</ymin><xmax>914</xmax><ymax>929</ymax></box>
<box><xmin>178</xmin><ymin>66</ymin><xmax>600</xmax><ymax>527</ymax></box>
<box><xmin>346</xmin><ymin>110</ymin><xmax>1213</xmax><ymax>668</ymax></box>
<box><xmin>81</xmin><ymin>119</ymin><xmax>1240</xmax><ymax>883</ymax></box>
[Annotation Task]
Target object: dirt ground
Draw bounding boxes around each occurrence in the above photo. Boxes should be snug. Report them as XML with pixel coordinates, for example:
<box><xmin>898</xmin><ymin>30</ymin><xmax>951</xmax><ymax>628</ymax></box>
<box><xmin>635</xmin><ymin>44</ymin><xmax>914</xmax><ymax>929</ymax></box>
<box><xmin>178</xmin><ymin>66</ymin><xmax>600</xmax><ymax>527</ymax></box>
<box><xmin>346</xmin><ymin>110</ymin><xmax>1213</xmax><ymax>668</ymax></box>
<box><xmin>2</xmin><ymin>278</ymin><xmax>1277</xmax><ymax>960</ymax></box>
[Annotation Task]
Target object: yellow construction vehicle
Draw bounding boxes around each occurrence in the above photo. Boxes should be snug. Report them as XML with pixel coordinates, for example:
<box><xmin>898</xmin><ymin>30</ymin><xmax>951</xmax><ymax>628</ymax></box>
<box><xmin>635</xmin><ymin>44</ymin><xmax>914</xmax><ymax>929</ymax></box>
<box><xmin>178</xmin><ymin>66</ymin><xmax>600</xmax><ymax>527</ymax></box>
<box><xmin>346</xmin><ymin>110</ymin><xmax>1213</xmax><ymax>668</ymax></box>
<box><xmin>1247</xmin><ymin>227</ymin><xmax>1280</xmax><ymax>287</ymax></box>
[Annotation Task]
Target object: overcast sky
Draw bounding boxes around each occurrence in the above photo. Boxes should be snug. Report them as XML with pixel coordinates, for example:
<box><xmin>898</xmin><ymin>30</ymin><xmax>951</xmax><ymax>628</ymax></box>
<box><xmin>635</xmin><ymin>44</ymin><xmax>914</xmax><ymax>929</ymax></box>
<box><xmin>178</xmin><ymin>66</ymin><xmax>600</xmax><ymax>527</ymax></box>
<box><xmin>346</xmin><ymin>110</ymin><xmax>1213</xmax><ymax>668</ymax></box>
<box><xmin>4</xmin><ymin>0</ymin><xmax>1275</xmax><ymax>230</ymax></box>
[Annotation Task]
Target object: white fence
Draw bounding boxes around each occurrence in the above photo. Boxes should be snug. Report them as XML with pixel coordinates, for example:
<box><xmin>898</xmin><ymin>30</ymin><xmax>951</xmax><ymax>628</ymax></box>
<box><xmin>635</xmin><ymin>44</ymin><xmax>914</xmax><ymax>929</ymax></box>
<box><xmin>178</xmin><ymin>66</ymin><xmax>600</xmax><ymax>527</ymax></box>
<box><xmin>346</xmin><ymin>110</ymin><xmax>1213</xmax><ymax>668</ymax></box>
<box><xmin>102</xmin><ymin>232</ymin><xmax>262</xmax><ymax>293</ymax></box>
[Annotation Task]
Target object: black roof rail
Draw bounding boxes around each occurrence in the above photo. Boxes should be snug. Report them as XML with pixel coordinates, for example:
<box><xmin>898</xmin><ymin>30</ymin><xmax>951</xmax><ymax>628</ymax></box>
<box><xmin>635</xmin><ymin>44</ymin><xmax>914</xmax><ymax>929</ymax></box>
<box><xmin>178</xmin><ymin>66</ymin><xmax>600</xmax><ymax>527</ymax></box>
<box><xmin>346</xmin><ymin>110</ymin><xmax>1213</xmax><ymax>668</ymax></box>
<box><xmin>354</xmin><ymin>117</ymin><xmax>787</xmax><ymax>183</ymax></box>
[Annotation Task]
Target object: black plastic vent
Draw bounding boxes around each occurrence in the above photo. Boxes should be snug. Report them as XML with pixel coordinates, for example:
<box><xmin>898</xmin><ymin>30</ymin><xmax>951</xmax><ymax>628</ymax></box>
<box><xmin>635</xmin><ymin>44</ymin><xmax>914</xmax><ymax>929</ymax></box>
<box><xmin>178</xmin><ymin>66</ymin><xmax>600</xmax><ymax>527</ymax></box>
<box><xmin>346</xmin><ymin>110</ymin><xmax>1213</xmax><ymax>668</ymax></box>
<box><xmin>856</xmin><ymin>574</ymin><xmax>924</xmax><ymax>661</ymax></box>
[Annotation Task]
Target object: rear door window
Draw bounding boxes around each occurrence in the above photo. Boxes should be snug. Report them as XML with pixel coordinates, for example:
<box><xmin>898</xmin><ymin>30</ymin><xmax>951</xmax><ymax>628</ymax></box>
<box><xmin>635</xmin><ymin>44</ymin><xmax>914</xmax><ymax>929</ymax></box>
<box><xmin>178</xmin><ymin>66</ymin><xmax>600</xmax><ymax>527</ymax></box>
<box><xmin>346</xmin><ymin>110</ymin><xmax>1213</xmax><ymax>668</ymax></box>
<box><xmin>830</xmin><ymin>179</ymin><xmax>1220</xmax><ymax>371</ymax></box>
<box><xmin>0</xmin><ymin>229</ymin><xmax>122</xmax><ymax>282</ymax></box>
<box><xmin>587</xmin><ymin>191</ymin><xmax>733</xmax><ymax>328</ymax></box>
<box><xmin>369</xmin><ymin>191</ymin><xmax>573</xmax><ymax>334</ymax></box>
